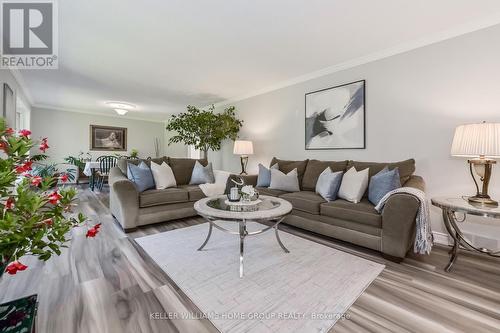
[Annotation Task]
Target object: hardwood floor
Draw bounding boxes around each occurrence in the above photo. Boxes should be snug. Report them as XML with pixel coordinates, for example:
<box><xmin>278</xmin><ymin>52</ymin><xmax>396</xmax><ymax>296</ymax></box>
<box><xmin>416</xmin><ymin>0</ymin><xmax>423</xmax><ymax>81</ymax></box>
<box><xmin>1</xmin><ymin>187</ymin><xmax>499</xmax><ymax>332</ymax></box>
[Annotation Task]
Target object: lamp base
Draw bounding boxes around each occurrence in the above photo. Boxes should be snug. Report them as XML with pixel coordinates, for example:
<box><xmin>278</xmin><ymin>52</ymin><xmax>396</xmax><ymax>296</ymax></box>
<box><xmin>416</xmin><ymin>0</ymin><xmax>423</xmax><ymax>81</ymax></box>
<box><xmin>468</xmin><ymin>195</ymin><xmax>499</xmax><ymax>207</ymax></box>
<box><xmin>239</xmin><ymin>156</ymin><xmax>248</xmax><ymax>175</ymax></box>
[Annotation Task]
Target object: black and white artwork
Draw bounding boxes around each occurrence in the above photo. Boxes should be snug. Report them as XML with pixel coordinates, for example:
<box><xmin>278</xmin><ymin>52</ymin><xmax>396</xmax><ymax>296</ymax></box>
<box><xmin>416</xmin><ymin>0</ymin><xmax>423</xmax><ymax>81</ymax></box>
<box><xmin>90</xmin><ymin>125</ymin><xmax>127</xmax><ymax>151</ymax></box>
<box><xmin>305</xmin><ymin>80</ymin><xmax>365</xmax><ymax>149</ymax></box>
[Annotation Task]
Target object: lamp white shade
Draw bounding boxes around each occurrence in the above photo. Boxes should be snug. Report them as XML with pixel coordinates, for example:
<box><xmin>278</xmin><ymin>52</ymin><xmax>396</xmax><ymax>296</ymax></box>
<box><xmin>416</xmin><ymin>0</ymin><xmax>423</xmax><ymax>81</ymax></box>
<box><xmin>451</xmin><ymin>122</ymin><xmax>500</xmax><ymax>158</ymax></box>
<box><xmin>233</xmin><ymin>140</ymin><xmax>253</xmax><ymax>155</ymax></box>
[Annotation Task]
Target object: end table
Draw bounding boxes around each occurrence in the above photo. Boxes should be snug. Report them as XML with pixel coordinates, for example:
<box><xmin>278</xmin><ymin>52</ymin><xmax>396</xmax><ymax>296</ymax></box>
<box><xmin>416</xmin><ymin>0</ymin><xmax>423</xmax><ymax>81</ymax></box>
<box><xmin>431</xmin><ymin>197</ymin><xmax>500</xmax><ymax>272</ymax></box>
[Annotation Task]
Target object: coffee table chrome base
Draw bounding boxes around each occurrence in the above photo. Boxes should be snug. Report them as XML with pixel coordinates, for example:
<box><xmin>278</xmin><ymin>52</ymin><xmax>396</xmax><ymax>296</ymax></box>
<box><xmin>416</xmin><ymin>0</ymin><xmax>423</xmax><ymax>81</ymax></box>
<box><xmin>442</xmin><ymin>209</ymin><xmax>500</xmax><ymax>272</ymax></box>
<box><xmin>197</xmin><ymin>217</ymin><xmax>290</xmax><ymax>277</ymax></box>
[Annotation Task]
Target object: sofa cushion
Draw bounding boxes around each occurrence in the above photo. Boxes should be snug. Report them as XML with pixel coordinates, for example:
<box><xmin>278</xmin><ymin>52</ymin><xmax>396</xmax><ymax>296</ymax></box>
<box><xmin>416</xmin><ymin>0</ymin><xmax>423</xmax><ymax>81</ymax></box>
<box><xmin>302</xmin><ymin>159</ymin><xmax>348</xmax><ymax>191</ymax></box>
<box><xmin>168</xmin><ymin>158</ymin><xmax>208</xmax><ymax>185</ymax></box>
<box><xmin>256</xmin><ymin>187</ymin><xmax>288</xmax><ymax>197</ymax></box>
<box><xmin>320</xmin><ymin>198</ymin><xmax>381</xmax><ymax>228</ymax></box>
<box><xmin>256</xmin><ymin>163</ymin><xmax>278</xmax><ymax>187</ymax></box>
<box><xmin>270</xmin><ymin>157</ymin><xmax>309</xmax><ymax>189</ymax></box>
<box><xmin>117</xmin><ymin>157</ymin><xmax>167</xmax><ymax>176</ymax></box>
<box><xmin>127</xmin><ymin>162</ymin><xmax>155</xmax><ymax>192</ymax></box>
<box><xmin>139</xmin><ymin>187</ymin><xmax>189</xmax><ymax>207</ymax></box>
<box><xmin>178</xmin><ymin>185</ymin><xmax>205</xmax><ymax>202</ymax></box>
<box><xmin>189</xmin><ymin>161</ymin><xmax>215</xmax><ymax>185</ymax></box>
<box><xmin>280</xmin><ymin>191</ymin><xmax>326</xmax><ymax>215</ymax></box>
<box><xmin>347</xmin><ymin>159</ymin><xmax>415</xmax><ymax>184</ymax></box>
<box><xmin>269</xmin><ymin>168</ymin><xmax>300</xmax><ymax>192</ymax></box>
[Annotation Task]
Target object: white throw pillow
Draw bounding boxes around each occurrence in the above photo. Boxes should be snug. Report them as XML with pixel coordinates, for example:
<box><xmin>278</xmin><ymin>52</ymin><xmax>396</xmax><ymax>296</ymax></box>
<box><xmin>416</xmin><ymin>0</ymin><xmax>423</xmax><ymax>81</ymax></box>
<box><xmin>213</xmin><ymin>170</ymin><xmax>231</xmax><ymax>185</ymax></box>
<box><xmin>150</xmin><ymin>161</ymin><xmax>177</xmax><ymax>189</ymax></box>
<box><xmin>269</xmin><ymin>168</ymin><xmax>300</xmax><ymax>192</ymax></box>
<box><xmin>338</xmin><ymin>167</ymin><xmax>369</xmax><ymax>203</ymax></box>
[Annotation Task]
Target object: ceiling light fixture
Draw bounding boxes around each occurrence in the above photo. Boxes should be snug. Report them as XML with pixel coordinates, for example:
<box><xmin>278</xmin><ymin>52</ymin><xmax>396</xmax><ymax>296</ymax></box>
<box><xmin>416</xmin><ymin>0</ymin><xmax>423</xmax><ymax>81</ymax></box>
<box><xmin>105</xmin><ymin>101</ymin><xmax>136</xmax><ymax>110</ymax></box>
<box><xmin>114</xmin><ymin>108</ymin><xmax>129</xmax><ymax>115</ymax></box>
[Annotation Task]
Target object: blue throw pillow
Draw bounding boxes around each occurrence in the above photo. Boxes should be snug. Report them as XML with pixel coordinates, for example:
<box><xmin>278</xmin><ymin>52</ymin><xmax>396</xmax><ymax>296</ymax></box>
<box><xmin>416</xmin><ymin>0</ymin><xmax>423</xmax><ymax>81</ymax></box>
<box><xmin>315</xmin><ymin>167</ymin><xmax>343</xmax><ymax>201</ymax></box>
<box><xmin>368</xmin><ymin>167</ymin><xmax>401</xmax><ymax>205</ymax></box>
<box><xmin>127</xmin><ymin>162</ymin><xmax>155</xmax><ymax>192</ymax></box>
<box><xmin>189</xmin><ymin>161</ymin><xmax>215</xmax><ymax>185</ymax></box>
<box><xmin>256</xmin><ymin>163</ymin><xmax>278</xmax><ymax>187</ymax></box>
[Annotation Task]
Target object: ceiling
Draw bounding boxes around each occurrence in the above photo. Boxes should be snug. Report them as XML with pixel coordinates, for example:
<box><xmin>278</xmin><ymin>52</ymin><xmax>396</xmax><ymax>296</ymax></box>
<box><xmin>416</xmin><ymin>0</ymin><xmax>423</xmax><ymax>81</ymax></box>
<box><xmin>18</xmin><ymin>0</ymin><xmax>500</xmax><ymax>121</ymax></box>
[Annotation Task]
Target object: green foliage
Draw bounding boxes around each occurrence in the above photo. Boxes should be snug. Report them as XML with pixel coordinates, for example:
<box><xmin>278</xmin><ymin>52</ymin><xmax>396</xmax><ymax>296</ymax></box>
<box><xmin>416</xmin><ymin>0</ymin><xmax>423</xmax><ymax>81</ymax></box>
<box><xmin>64</xmin><ymin>155</ymin><xmax>86</xmax><ymax>171</ymax></box>
<box><xmin>0</xmin><ymin>119</ymin><xmax>90</xmax><ymax>275</ymax></box>
<box><xmin>166</xmin><ymin>105</ymin><xmax>243</xmax><ymax>154</ymax></box>
<box><xmin>130</xmin><ymin>149</ymin><xmax>139</xmax><ymax>158</ymax></box>
<box><xmin>32</xmin><ymin>163</ymin><xmax>76</xmax><ymax>183</ymax></box>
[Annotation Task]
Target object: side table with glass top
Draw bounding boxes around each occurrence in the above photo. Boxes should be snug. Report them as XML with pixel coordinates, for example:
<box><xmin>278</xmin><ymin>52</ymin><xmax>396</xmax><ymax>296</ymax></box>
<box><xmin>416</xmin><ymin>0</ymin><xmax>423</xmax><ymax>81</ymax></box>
<box><xmin>431</xmin><ymin>196</ymin><xmax>500</xmax><ymax>272</ymax></box>
<box><xmin>193</xmin><ymin>195</ymin><xmax>293</xmax><ymax>277</ymax></box>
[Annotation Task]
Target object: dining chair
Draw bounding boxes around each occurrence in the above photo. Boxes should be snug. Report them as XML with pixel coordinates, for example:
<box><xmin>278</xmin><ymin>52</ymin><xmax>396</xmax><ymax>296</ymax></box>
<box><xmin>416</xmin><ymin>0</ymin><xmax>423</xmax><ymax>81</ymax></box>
<box><xmin>96</xmin><ymin>156</ymin><xmax>117</xmax><ymax>190</ymax></box>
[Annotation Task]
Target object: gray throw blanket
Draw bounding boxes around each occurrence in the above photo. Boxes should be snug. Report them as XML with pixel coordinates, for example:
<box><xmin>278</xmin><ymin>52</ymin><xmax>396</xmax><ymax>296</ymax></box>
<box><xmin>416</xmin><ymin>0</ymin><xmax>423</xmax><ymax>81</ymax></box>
<box><xmin>374</xmin><ymin>187</ymin><xmax>433</xmax><ymax>255</ymax></box>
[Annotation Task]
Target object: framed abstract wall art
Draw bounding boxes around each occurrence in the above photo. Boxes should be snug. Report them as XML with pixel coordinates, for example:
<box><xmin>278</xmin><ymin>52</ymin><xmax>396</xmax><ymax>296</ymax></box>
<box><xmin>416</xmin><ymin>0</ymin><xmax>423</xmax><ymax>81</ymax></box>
<box><xmin>305</xmin><ymin>80</ymin><xmax>365</xmax><ymax>150</ymax></box>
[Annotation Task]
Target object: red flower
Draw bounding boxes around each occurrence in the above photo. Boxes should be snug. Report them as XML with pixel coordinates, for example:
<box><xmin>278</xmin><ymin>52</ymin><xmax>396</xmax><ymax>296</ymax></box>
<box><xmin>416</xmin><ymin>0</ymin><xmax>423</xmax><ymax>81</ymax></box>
<box><xmin>5</xmin><ymin>261</ymin><xmax>28</xmax><ymax>275</ymax></box>
<box><xmin>5</xmin><ymin>127</ymin><xmax>14</xmax><ymax>135</ymax></box>
<box><xmin>43</xmin><ymin>218</ymin><xmax>53</xmax><ymax>226</ymax></box>
<box><xmin>59</xmin><ymin>173</ymin><xmax>69</xmax><ymax>183</ymax></box>
<box><xmin>0</xmin><ymin>141</ymin><xmax>8</xmax><ymax>152</ymax></box>
<box><xmin>39</xmin><ymin>138</ymin><xmax>49</xmax><ymax>153</ymax></box>
<box><xmin>18</xmin><ymin>129</ymin><xmax>31</xmax><ymax>137</ymax></box>
<box><xmin>4</xmin><ymin>197</ymin><xmax>14</xmax><ymax>210</ymax></box>
<box><xmin>30</xmin><ymin>175</ymin><xmax>42</xmax><ymax>186</ymax></box>
<box><xmin>48</xmin><ymin>191</ymin><xmax>62</xmax><ymax>204</ymax></box>
<box><xmin>86</xmin><ymin>223</ymin><xmax>102</xmax><ymax>238</ymax></box>
<box><xmin>15</xmin><ymin>161</ymin><xmax>33</xmax><ymax>174</ymax></box>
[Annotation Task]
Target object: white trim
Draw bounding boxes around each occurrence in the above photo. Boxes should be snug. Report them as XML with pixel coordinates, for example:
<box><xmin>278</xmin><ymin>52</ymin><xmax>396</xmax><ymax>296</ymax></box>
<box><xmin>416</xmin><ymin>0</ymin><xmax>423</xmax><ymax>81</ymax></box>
<box><xmin>432</xmin><ymin>231</ymin><xmax>451</xmax><ymax>246</ymax></box>
<box><xmin>32</xmin><ymin>104</ymin><xmax>166</xmax><ymax>123</ymax></box>
<box><xmin>214</xmin><ymin>14</ymin><xmax>500</xmax><ymax>107</ymax></box>
<box><xmin>9</xmin><ymin>69</ymin><xmax>34</xmax><ymax>105</ymax></box>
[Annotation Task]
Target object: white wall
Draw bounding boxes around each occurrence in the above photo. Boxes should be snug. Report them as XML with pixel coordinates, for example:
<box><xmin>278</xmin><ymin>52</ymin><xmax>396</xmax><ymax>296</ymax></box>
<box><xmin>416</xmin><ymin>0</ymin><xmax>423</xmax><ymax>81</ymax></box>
<box><xmin>31</xmin><ymin>107</ymin><xmax>171</xmax><ymax>162</ymax></box>
<box><xmin>216</xmin><ymin>24</ymin><xmax>500</xmax><ymax>235</ymax></box>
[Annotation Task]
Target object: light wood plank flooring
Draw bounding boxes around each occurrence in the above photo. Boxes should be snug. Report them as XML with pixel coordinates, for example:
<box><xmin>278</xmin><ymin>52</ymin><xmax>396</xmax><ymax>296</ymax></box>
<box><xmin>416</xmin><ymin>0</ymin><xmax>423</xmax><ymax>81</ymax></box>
<box><xmin>0</xmin><ymin>187</ymin><xmax>499</xmax><ymax>332</ymax></box>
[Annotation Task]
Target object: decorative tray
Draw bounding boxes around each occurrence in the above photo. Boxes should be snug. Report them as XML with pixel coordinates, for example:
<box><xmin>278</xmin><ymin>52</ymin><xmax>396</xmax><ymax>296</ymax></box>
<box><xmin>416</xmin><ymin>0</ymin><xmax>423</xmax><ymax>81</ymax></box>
<box><xmin>224</xmin><ymin>199</ymin><xmax>262</xmax><ymax>206</ymax></box>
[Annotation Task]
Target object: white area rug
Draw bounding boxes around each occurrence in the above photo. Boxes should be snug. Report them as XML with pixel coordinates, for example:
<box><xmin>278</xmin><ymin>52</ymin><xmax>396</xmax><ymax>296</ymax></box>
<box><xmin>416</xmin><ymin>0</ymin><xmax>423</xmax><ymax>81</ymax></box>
<box><xmin>136</xmin><ymin>222</ymin><xmax>384</xmax><ymax>333</ymax></box>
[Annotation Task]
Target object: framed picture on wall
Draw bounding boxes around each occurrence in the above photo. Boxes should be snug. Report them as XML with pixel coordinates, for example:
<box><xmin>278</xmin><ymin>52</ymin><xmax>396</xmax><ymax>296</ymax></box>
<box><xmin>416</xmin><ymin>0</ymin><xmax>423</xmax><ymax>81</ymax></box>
<box><xmin>305</xmin><ymin>80</ymin><xmax>365</xmax><ymax>150</ymax></box>
<box><xmin>3</xmin><ymin>83</ymin><xmax>15</xmax><ymax>119</ymax></box>
<box><xmin>90</xmin><ymin>125</ymin><xmax>127</xmax><ymax>151</ymax></box>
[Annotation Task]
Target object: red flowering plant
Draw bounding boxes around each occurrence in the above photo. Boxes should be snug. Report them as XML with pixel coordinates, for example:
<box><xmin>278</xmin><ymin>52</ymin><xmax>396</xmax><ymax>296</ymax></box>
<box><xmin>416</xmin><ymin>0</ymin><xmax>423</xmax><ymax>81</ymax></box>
<box><xmin>0</xmin><ymin>118</ymin><xmax>99</xmax><ymax>277</ymax></box>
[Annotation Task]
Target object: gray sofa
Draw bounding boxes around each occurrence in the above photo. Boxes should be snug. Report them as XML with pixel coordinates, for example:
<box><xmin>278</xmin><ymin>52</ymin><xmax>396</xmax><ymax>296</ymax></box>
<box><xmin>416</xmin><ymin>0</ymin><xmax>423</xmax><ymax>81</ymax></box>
<box><xmin>231</xmin><ymin>157</ymin><xmax>424</xmax><ymax>261</ymax></box>
<box><xmin>109</xmin><ymin>157</ymin><xmax>208</xmax><ymax>231</ymax></box>
<box><xmin>109</xmin><ymin>156</ymin><xmax>424</xmax><ymax>261</ymax></box>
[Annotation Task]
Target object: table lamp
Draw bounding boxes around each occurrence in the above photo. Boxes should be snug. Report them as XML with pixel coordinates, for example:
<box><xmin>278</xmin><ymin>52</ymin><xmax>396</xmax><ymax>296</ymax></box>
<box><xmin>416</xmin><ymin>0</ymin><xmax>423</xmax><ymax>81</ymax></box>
<box><xmin>451</xmin><ymin>122</ymin><xmax>500</xmax><ymax>207</ymax></box>
<box><xmin>233</xmin><ymin>140</ymin><xmax>253</xmax><ymax>175</ymax></box>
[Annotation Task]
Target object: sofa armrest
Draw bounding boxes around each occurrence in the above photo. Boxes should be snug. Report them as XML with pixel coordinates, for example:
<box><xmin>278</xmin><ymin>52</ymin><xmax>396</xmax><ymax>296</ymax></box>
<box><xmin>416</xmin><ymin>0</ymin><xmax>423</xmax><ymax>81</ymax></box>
<box><xmin>109</xmin><ymin>167</ymin><xmax>139</xmax><ymax>231</ymax></box>
<box><xmin>381</xmin><ymin>175</ymin><xmax>425</xmax><ymax>258</ymax></box>
<box><xmin>224</xmin><ymin>174</ymin><xmax>258</xmax><ymax>194</ymax></box>
<box><xmin>403</xmin><ymin>175</ymin><xmax>425</xmax><ymax>191</ymax></box>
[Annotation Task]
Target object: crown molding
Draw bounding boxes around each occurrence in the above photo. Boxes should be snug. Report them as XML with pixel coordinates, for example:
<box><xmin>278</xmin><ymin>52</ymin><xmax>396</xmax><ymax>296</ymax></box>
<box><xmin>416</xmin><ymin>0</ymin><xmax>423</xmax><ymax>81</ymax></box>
<box><xmin>32</xmin><ymin>104</ymin><xmax>166</xmax><ymax>123</ymax></box>
<box><xmin>214</xmin><ymin>14</ymin><xmax>500</xmax><ymax>107</ymax></box>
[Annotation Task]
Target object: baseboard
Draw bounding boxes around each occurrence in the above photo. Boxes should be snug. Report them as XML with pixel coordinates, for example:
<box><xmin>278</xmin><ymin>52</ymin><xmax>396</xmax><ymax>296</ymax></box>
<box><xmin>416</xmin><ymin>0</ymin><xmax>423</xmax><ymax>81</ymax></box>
<box><xmin>432</xmin><ymin>231</ymin><xmax>451</xmax><ymax>246</ymax></box>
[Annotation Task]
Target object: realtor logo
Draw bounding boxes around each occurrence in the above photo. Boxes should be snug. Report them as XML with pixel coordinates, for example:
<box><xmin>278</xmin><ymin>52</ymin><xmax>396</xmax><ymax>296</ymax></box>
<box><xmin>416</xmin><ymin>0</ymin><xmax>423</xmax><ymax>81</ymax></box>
<box><xmin>1</xmin><ymin>0</ymin><xmax>58</xmax><ymax>68</ymax></box>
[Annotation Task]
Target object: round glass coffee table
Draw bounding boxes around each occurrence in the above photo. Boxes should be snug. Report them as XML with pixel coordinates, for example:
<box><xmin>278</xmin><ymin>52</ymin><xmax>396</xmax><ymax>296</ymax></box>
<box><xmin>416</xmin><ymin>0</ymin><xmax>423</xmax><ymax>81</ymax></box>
<box><xmin>194</xmin><ymin>195</ymin><xmax>293</xmax><ymax>277</ymax></box>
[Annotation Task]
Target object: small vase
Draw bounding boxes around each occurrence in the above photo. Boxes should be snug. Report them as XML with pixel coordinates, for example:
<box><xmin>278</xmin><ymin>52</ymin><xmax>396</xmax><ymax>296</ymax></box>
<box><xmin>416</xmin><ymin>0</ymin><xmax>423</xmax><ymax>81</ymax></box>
<box><xmin>241</xmin><ymin>194</ymin><xmax>251</xmax><ymax>203</ymax></box>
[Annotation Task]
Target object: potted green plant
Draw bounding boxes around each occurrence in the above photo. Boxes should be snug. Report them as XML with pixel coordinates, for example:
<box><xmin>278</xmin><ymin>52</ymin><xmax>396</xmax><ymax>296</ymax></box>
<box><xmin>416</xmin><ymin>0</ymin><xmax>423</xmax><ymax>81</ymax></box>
<box><xmin>130</xmin><ymin>149</ymin><xmax>139</xmax><ymax>158</ymax></box>
<box><xmin>166</xmin><ymin>105</ymin><xmax>243</xmax><ymax>159</ymax></box>
<box><xmin>0</xmin><ymin>119</ymin><xmax>100</xmax><ymax>277</ymax></box>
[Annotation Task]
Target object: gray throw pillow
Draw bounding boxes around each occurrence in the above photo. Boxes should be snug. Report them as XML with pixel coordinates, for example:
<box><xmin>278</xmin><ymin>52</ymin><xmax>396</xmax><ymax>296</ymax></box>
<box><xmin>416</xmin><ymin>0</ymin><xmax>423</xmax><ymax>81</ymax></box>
<box><xmin>189</xmin><ymin>161</ymin><xmax>215</xmax><ymax>185</ymax></box>
<box><xmin>127</xmin><ymin>162</ymin><xmax>155</xmax><ymax>192</ymax></box>
<box><xmin>368</xmin><ymin>167</ymin><xmax>401</xmax><ymax>205</ymax></box>
<box><xmin>315</xmin><ymin>167</ymin><xmax>344</xmax><ymax>201</ymax></box>
<box><xmin>269</xmin><ymin>168</ymin><xmax>300</xmax><ymax>192</ymax></box>
<box><xmin>256</xmin><ymin>163</ymin><xmax>278</xmax><ymax>187</ymax></box>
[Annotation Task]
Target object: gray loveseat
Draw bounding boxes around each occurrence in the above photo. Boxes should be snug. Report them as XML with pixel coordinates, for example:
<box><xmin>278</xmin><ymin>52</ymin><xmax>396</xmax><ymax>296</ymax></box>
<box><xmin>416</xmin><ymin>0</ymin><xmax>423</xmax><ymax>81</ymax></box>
<box><xmin>232</xmin><ymin>157</ymin><xmax>424</xmax><ymax>261</ymax></box>
<box><xmin>109</xmin><ymin>157</ymin><xmax>208</xmax><ymax>231</ymax></box>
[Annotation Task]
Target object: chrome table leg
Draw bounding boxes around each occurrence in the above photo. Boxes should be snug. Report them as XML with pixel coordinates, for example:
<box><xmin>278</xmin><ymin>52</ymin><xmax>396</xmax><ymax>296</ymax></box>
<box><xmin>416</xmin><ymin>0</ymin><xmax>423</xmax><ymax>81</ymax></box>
<box><xmin>239</xmin><ymin>220</ymin><xmax>247</xmax><ymax>278</ymax></box>
<box><xmin>274</xmin><ymin>225</ymin><xmax>290</xmax><ymax>253</ymax></box>
<box><xmin>197</xmin><ymin>221</ymin><xmax>213</xmax><ymax>251</ymax></box>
